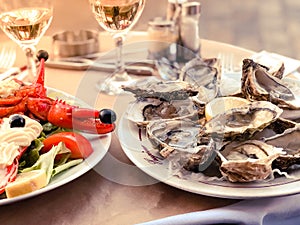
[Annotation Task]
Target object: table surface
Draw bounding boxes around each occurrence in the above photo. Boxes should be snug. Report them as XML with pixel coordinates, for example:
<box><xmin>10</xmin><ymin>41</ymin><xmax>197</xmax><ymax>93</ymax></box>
<box><xmin>0</xmin><ymin>32</ymin><xmax>254</xmax><ymax>225</ymax></box>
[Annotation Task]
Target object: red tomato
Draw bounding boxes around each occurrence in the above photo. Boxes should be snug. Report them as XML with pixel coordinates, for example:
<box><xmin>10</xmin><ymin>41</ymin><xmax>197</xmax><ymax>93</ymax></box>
<box><xmin>42</xmin><ymin>132</ymin><xmax>93</xmax><ymax>159</ymax></box>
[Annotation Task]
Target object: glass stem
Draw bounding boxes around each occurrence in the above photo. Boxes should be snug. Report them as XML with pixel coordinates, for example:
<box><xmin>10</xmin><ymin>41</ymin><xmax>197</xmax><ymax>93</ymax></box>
<box><xmin>115</xmin><ymin>35</ymin><xmax>124</xmax><ymax>72</ymax></box>
<box><xmin>24</xmin><ymin>46</ymin><xmax>37</xmax><ymax>82</ymax></box>
<box><xmin>113</xmin><ymin>34</ymin><xmax>130</xmax><ymax>81</ymax></box>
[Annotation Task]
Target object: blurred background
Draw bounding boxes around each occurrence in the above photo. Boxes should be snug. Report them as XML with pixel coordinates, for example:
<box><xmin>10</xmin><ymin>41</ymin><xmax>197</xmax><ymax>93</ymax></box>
<box><xmin>1</xmin><ymin>0</ymin><xmax>300</xmax><ymax>59</ymax></box>
<box><xmin>200</xmin><ymin>0</ymin><xmax>300</xmax><ymax>59</ymax></box>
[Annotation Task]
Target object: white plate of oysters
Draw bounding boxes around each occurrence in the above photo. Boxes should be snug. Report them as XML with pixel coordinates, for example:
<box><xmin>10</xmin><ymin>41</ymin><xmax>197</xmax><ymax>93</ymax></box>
<box><xmin>117</xmin><ymin>55</ymin><xmax>300</xmax><ymax>199</ymax></box>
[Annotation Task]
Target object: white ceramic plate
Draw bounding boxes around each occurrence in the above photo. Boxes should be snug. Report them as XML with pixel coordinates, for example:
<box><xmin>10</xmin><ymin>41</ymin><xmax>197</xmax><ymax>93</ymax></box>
<box><xmin>117</xmin><ymin>40</ymin><xmax>300</xmax><ymax>199</ymax></box>
<box><xmin>0</xmin><ymin>88</ymin><xmax>111</xmax><ymax>205</ymax></box>
<box><xmin>117</xmin><ymin>54</ymin><xmax>300</xmax><ymax>199</ymax></box>
<box><xmin>118</xmin><ymin>112</ymin><xmax>300</xmax><ymax>199</ymax></box>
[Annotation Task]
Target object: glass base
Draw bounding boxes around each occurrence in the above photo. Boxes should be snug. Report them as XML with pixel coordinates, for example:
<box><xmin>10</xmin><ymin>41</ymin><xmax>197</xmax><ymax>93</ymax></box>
<box><xmin>96</xmin><ymin>71</ymin><xmax>137</xmax><ymax>95</ymax></box>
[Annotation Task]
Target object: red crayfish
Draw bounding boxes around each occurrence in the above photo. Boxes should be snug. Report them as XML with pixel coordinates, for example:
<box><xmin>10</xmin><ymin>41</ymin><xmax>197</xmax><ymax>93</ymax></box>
<box><xmin>0</xmin><ymin>50</ymin><xmax>116</xmax><ymax>134</ymax></box>
<box><xmin>0</xmin><ymin>50</ymin><xmax>116</xmax><ymax>196</ymax></box>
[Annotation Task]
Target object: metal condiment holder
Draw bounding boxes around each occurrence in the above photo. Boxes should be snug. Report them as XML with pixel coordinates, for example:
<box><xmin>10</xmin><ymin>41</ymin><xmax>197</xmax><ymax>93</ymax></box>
<box><xmin>52</xmin><ymin>30</ymin><xmax>99</xmax><ymax>58</ymax></box>
<box><xmin>179</xmin><ymin>1</ymin><xmax>201</xmax><ymax>61</ymax></box>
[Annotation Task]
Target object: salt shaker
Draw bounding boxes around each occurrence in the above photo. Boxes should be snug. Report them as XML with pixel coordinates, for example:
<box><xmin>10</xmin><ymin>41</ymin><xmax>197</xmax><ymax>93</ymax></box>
<box><xmin>180</xmin><ymin>1</ymin><xmax>201</xmax><ymax>60</ymax></box>
<box><xmin>166</xmin><ymin>0</ymin><xmax>188</xmax><ymax>22</ymax></box>
<box><xmin>147</xmin><ymin>18</ymin><xmax>178</xmax><ymax>61</ymax></box>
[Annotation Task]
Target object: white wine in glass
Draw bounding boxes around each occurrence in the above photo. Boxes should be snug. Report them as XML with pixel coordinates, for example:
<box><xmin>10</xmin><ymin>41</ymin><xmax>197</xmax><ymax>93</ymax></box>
<box><xmin>0</xmin><ymin>0</ymin><xmax>53</xmax><ymax>82</ymax></box>
<box><xmin>89</xmin><ymin>0</ymin><xmax>146</xmax><ymax>95</ymax></box>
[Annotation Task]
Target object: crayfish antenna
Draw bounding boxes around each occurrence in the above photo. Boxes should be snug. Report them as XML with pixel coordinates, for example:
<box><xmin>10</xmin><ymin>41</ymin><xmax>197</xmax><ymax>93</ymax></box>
<box><xmin>35</xmin><ymin>50</ymin><xmax>49</xmax><ymax>86</ymax></box>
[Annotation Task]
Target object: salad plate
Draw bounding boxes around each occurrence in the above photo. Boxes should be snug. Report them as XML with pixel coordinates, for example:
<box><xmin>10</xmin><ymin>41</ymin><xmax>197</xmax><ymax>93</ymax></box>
<box><xmin>0</xmin><ymin>87</ymin><xmax>111</xmax><ymax>205</ymax></box>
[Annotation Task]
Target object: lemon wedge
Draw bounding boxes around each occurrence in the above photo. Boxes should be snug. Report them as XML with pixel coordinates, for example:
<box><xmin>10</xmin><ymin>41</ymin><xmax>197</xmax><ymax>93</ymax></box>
<box><xmin>5</xmin><ymin>169</ymin><xmax>47</xmax><ymax>198</ymax></box>
<box><xmin>205</xmin><ymin>97</ymin><xmax>250</xmax><ymax>121</ymax></box>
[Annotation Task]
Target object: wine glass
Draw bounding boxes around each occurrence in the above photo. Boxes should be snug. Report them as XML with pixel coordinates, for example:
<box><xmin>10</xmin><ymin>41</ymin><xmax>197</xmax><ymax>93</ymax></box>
<box><xmin>89</xmin><ymin>0</ymin><xmax>146</xmax><ymax>95</ymax></box>
<box><xmin>0</xmin><ymin>0</ymin><xmax>53</xmax><ymax>82</ymax></box>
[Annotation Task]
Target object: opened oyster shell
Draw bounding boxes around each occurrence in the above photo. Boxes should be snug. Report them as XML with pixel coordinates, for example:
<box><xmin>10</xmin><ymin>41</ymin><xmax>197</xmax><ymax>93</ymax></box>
<box><xmin>123</xmin><ymin>54</ymin><xmax>300</xmax><ymax>184</ymax></box>
<box><xmin>264</xmin><ymin>125</ymin><xmax>300</xmax><ymax>170</ymax></box>
<box><xmin>241</xmin><ymin>59</ymin><xmax>300</xmax><ymax>109</ymax></box>
<box><xmin>251</xmin><ymin>51</ymin><xmax>285</xmax><ymax>79</ymax></box>
<box><xmin>179</xmin><ymin>58</ymin><xmax>221</xmax><ymax>104</ymax></box>
<box><xmin>125</xmin><ymin>97</ymin><xmax>204</xmax><ymax>126</ymax></box>
<box><xmin>122</xmin><ymin>77</ymin><xmax>198</xmax><ymax>101</ymax></box>
<box><xmin>281</xmin><ymin>108</ymin><xmax>300</xmax><ymax>123</ymax></box>
<box><xmin>146</xmin><ymin>119</ymin><xmax>202</xmax><ymax>158</ymax></box>
<box><xmin>203</xmin><ymin>101</ymin><xmax>283</xmax><ymax>140</ymax></box>
<box><xmin>218</xmin><ymin>140</ymin><xmax>284</xmax><ymax>182</ymax></box>
<box><xmin>251</xmin><ymin>117</ymin><xmax>297</xmax><ymax>140</ymax></box>
<box><xmin>125</xmin><ymin>98</ymin><xmax>162</xmax><ymax>126</ymax></box>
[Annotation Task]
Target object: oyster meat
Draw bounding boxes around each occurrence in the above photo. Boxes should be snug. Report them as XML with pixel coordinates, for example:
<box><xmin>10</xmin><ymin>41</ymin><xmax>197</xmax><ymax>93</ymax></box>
<box><xmin>122</xmin><ymin>77</ymin><xmax>198</xmax><ymax>101</ymax></box>
<box><xmin>204</xmin><ymin>101</ymin><xmax>283</xmax><ymax>140</ymax></box>
<box><xmin>125</xmin><ymin>98</ymin><xmax>162</xmax><ymax>126</ymax></box>
<box><xmin>125</xmin><ymin>97</ymin><xmax>204</xmax><ymax>126</ymax></box>
<box><xmin>218</xmin><ymin>140</ymin><xmax>284</xmax><ymax>182</ymax></box>
<box><xmin>241</xmin><ymin>59</ymin><xmax>300</xmax><ymax>109</ymax></box>
<box><xmin>146</xmin><ymin>119</ymin><xmax>202</xmax><ymax>158</ymax></box>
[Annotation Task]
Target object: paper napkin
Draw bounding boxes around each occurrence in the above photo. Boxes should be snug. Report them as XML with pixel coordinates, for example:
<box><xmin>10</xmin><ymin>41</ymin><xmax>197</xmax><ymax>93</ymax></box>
<box><xmin>251</xmin><ymin>51</ymin><xmax>300</xmax><ymax>77</ymax></box>
<box><xmin>137</xmin><ymin>193</ymin><xmax>300</xmax><ymax>225</ymax></box>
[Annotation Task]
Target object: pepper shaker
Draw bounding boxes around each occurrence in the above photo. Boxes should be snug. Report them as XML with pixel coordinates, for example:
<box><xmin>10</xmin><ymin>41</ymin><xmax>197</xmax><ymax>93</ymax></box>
<box><xmin>179</xmin><ymin>1</ymin><xmax>201</xmax><ymax>60</ymax></box>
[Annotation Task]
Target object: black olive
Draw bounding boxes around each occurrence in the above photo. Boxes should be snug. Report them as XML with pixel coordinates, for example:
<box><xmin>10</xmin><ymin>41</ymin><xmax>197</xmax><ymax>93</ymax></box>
<box><xmin>99</xmin><ymin>109</ymin><xmax>117</xmax><ymax>124</ymax></box>
<box><xmin>10</xmin><ymin>115</ymin><xmax>26</xmax><ymax>128</ymax></box>
<box><xmin>37</xmin><ymin>50</ymin><xmax>49</xmax><ymax>62</ymax></box>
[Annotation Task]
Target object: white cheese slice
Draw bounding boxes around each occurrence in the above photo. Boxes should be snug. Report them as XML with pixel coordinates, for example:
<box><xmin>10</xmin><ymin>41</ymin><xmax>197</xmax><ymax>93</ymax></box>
<box><xmin>5</xmin><ymin>169</ymin><xmax>47</xmax><ymax>198</ymax></box>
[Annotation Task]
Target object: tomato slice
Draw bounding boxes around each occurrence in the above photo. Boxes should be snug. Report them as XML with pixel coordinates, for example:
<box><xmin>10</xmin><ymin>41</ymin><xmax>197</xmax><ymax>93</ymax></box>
<box><xmin>42</xmin><ymin>132</ymin><xmax>93</xmax><ymax>159</ymax></box>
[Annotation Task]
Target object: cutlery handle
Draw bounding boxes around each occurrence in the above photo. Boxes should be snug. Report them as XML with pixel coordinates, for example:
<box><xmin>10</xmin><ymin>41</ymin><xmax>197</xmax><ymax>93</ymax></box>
<box><xmin>92</xmin><ymin>63</ymin><xmax>154</xmax><ymax>76</ymax></box>
<box><xmin>0</xmin><ymin>67</ymin><xmax>21</xmax><ymax>81</ymax></box>
<box><xmin>46</xmin><ymin>60</ymin><xmax>154</xmax><ymax>76</ymax></box>
<box><xmin>126</xmin><ymin>65</ymin><xmax>154</xmax><ymax>76</ymax></box>
<box><xmin>46</xmin><ymin>60</ymin><xmax>90</xmax><ymax>70</ymax></box>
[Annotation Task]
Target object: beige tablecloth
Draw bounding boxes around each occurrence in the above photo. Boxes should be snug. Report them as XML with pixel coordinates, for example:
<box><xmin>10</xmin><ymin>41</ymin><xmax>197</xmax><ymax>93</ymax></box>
<box><xmin>0</xmin><ymin>33</ymin><xmax>253</xmax><ymax>225</ymax></box>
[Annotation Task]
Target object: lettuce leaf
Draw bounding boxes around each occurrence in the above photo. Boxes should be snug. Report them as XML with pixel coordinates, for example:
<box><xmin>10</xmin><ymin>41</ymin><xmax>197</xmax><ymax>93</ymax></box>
<box><xmin>18</xmin><ymin>138</ymin><xmax>44</xmax><ymax>171</ymax></box>
<box><xmin>52</xmin><ymin>159</ymin><xmax>83</xmax><ymax>177</ymax></box>
<box><xmin>21</xmin><ymin>142</ymin><xmax>82</xmax><ymax>184</ymax></box>
<box><xmin>42</xmin><ymin>122</ymin><xmax>71</xmax><ymax>135</ymax></box>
